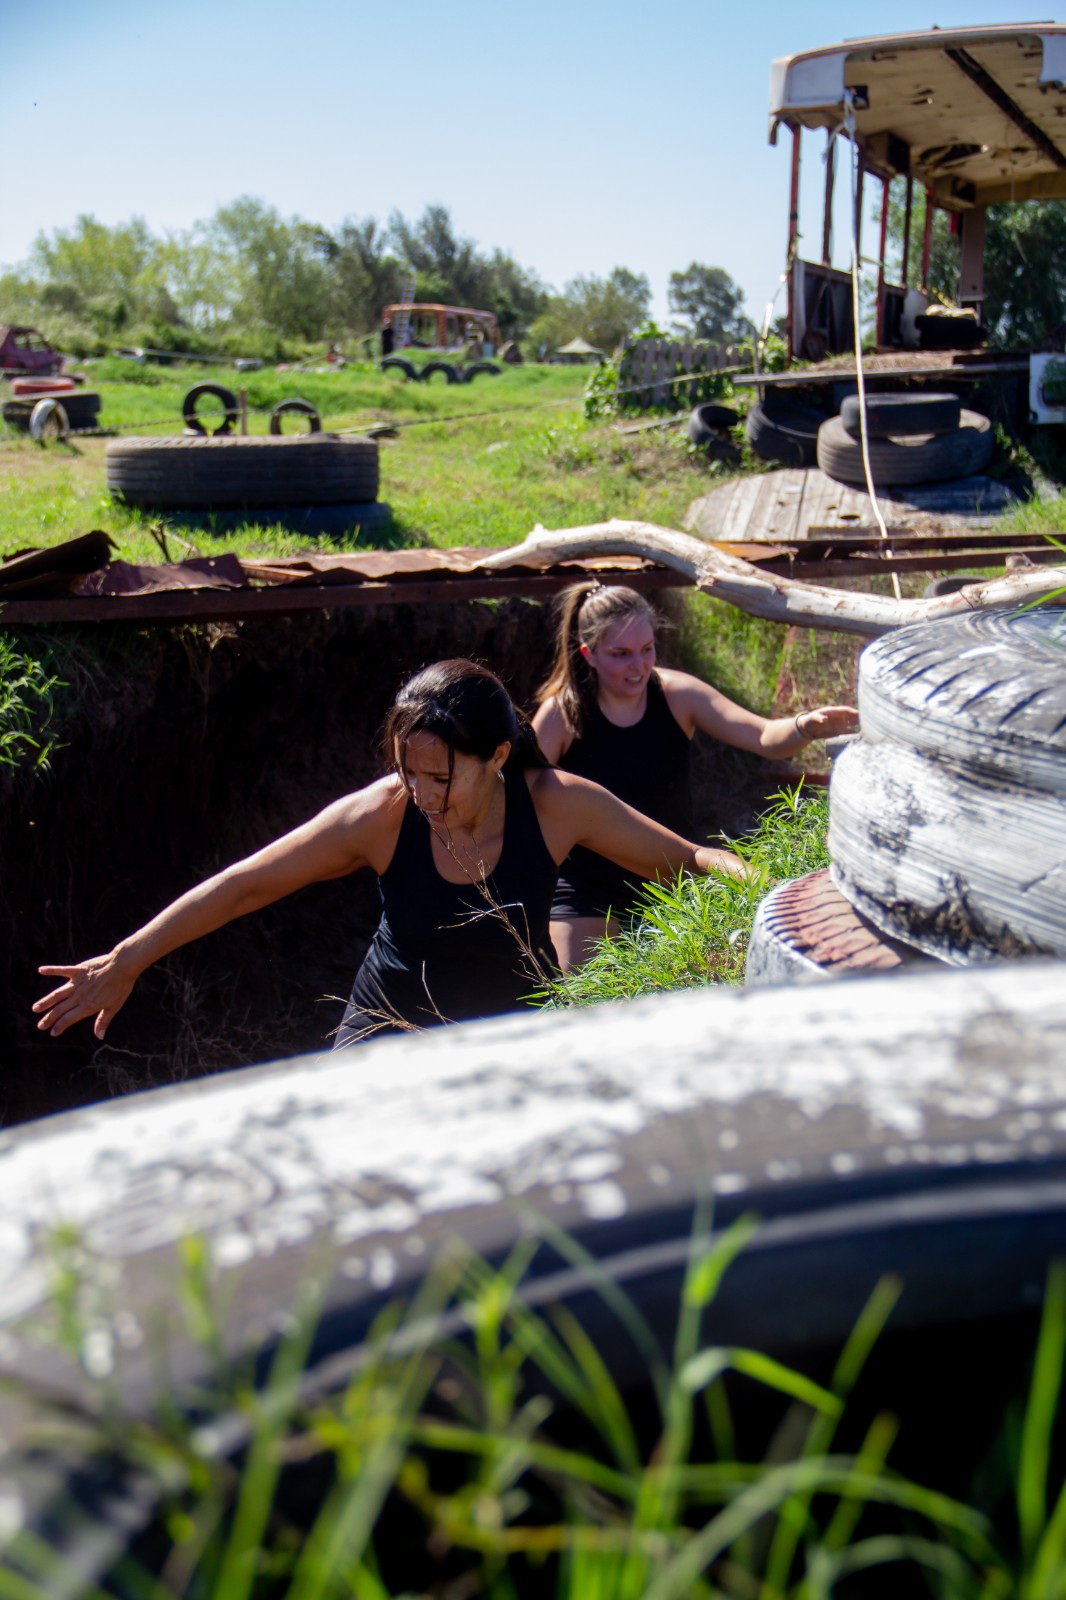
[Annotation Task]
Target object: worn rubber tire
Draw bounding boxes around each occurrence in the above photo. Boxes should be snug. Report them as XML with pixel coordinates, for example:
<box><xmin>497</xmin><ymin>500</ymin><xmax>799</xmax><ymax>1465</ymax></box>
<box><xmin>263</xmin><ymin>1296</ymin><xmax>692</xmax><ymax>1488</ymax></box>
<box><xmin>181</xmin><ymin>383</ymin><xmax>239</xmax><ymax>437</ymax></box>
<box><xmin>829</xmin><ymin>737</ymin><xmax>1066</xmax><ymax>963</ymax></box>
<box><xmin>269</xmin><ymin>399</ymin><xmax>321</xmax><ymax>435</ymax></box>
<box><xmin>840</xmin><ymin>392</ymin><xmax>962</xmax><ymax>439</ymax></box>
<box><xmin>29</xmin><ymin>399</ymin><xmax>70</xmax><ymax>441</ymax></box>
<box><xmin>688</xmin><ymin>403</ymin><xmax>741</xmax><ymax>447</ymax></box>
<box><xmin>9</xmin><ymin>377</ymin><xmax>76</xmax><ymax>397</ymax></box>
<box><xmin>745</xmin><ymin>400</ymin><xmax>825</xmax><ymax>467</ymax></box>
<box><xmin>106</xmin><ymin>435</ymin><xmax>380</xmax><ymax>508</ymax></box>
<box><xmin>857</xmin><ymin>606</ymin><xmax>1066</xmax><ymax>796</ymax></box>
<box><xmin>817</xmin><ymin>409</ymin><xmax>994</xmax><ymax>486</ymax></box>
<box><xmin>461</xmin><ymin>362</ymin><xmax>501</xmax><ymax>381</ymax></box>
<box><xmin>3</xmin><ymin>392</ymin><xmax>100</xmax><ymax>430</ymax></box>
<box><xmin>420</xmin><ymin>361</ymin><xmax>459</xmax><ymax>384</ymax></box>
<box><xmin>746</xmin><ymin>868</ymin><xmax>940</xmax><ymax>986</ymax></box>
<box><xmin>380</xmin><ymin>358</ymin><xmax>417</xmax><ymax>381</ymax></box>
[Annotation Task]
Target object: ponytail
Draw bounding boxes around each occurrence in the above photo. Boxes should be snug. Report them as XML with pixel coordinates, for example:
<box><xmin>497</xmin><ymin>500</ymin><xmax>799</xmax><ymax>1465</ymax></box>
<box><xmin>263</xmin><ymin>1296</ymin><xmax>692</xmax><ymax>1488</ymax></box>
<box><xmin>537</xmin><ymin>583</ymin><xmax>656</xmax><ymax>738</ymax></box>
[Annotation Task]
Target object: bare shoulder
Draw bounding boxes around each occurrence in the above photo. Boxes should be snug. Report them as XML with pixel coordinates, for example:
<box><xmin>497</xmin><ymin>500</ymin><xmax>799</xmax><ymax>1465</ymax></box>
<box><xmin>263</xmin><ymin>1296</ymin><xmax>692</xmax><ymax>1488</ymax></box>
<box><xmin>290</xmin><ymin>773</ymin><xmax>407</xmax><ymax>875</ymax></box>
<box><xmin>531</xmin><ymin>695</ymin><xmax>574</xmax><ymax>763</ymax></box>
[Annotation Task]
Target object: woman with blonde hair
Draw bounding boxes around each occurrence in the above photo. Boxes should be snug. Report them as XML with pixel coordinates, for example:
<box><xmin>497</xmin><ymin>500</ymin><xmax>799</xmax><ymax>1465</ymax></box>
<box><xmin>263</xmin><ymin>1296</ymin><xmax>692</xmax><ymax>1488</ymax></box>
<box><xmin>533</xmin><ymin>584</ymin><xmax>858</xmax><ymax>970</ymax></box>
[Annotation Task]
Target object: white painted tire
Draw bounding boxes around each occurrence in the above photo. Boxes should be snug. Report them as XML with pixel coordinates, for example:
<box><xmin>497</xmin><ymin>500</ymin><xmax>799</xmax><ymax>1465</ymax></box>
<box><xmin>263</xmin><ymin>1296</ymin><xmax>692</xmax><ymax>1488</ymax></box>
<box><xmin>829</xmin><ymin>738</ymin><xmax>1066</xmax><ymax>963</ymax></box>
<box><xmin>746</xmin><ymin>868</ymin><xmax>940</xmax><ymax>986</ymax></box>
<box><xmin>858</xmin><ymin>607</ymin><xmax>1066</xmax><ymax>797</ymax></box>
<box><xmin>29</xmin><ymin>397</ymin><xmax>70</xmax><ymax>441</ymax></box>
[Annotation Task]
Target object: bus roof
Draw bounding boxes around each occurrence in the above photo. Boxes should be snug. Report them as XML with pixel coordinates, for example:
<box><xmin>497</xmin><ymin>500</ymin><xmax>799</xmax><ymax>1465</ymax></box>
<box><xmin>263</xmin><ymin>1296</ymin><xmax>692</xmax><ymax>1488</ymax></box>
<box><xmin>769</xmin><ymin>23</ymin><xmax>1066</xmax><ymax>208</ymax></box>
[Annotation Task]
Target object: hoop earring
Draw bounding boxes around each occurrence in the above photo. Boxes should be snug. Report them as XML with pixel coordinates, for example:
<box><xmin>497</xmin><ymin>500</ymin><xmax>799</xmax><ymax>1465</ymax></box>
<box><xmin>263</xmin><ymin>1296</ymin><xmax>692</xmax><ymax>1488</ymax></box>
<box><xmin>497</xmin><ymin>767</ymin><xmax>505</xmax><ymax>783</ymax></box>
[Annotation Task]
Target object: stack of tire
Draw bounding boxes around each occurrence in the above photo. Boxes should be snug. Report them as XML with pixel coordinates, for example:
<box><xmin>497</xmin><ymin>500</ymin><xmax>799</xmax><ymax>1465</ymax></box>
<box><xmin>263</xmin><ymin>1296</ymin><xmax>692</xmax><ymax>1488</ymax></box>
<box><xmin>816</xmin><ymin>392</ymin><xmax>995</xmax><ymax>486</ymax></box>
<box><xmin>747</xmin><ymin>606</ymin><xmax>1066</xmax><ymax>985</ymax></box>
<box><xmin>2</xmin><ymin>377</ymin><xmax>101</xmax><ymax>439</ymax></box>
<box><xmin>744</xmin><ymin>399</ymin><xmax>827</xmax><ymax>467</ymax></box>
<box><xmin>380</xmin><ymin>358</ymin><xmax>500</xmax><ymax>384</ymax></box>
<box><xmin>106</xmin><ymin>384</ymin><xmax>389</xmax><ymax>539</ymax></box>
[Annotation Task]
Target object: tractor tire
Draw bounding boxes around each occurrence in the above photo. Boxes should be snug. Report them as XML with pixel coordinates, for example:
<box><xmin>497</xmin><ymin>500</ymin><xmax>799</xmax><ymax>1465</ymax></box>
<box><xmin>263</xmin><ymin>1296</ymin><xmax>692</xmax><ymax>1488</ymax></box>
<box><xmin>269</xmin><ymin>399</ymin><xmax>322</xmax><ymax>435</ymax></box>
<box><xmin>106</xmin><ymin>435</ymin><xmax>380</xmax><ymax>509</ymax></box>
<box><xmin>462</xmin><ymin>362</ymin><xmax>502</xmax><ymax>381</ymax></box>
<box><xmin>181</xmin><ymin>383</ymin><xmax>240</xmax><ymax>437</ymax></box>
<box><xmin>840</xmin><ymin>392</ymin><xmax>962</xmax><ymax>439</ymax></box>
<box><xmin>816</xmin><ymin>409</ymin><xmax>994</xmax><ymax>486</ymax></box>
<box><xmin>745</xmin><ymin>400</ymin><xmax>825</xmax><ymax>467</ymax></box>
<box><xmin>857</xmin><ymin>606</ymin><xmax>1066</xmax><ymax>797</ymax></box>
<box><xmin>828</xmin><ymin>737</ymin><xmax>1066</xmax><ymax>964</ymax></box>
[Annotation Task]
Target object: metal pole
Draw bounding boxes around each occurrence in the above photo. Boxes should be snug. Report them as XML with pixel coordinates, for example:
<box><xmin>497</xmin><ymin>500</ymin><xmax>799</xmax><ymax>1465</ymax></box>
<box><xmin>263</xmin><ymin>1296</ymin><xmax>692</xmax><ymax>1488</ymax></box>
<box><xmin>786</xmin><ymin>124</ymin><xmax>801</xmax><ymax>364</ymax></box>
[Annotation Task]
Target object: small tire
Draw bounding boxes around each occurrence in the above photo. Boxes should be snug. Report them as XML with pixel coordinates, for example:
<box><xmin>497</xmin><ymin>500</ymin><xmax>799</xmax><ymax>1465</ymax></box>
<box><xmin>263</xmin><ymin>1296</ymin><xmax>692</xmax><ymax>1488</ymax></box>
<box><xmin>840</xmin><ymin>393</ymin><xmax>962</xmax><ymax>439</ymax></box>
<box><xmin>745</xmin><ymin>400</ymin><xmax>825</xmax><ymax>467</ymax></box>
<box><xmin>420</xmin><ymin>361</ymin><xmax>459</xmax><ymax>384</ymax></box>
<box><xmin>816</xmin><ymin>409</ymin><xmax>994</xmax><ymax>486</ymax></box>
<box><xmin>269</xmin><ymin>399</ymin><xmax>321</xmax><ymax>435</ymax></box>
<box><xmin>380</xmin><ymin>358</ymin><xmax>417</xmax><ymax>381</ymax></box>
<box><xmin>182</xmin><ymin>383</ymin><xmax>239</xmax><ymax>437</ymax></box>
<box><xmin>462</xmin><ymin>362</ymin><xmax>502</xmax><ymax>381</ymax></box>
<box><xmin>829</xmin><ymin>737</ymin><xmax>1066</xmax><ymax>964</ymax></box>
<box><xmin>687</xmin><ymin>403</ymin><xmax>740</xmax><ymax>447</ymax></box>
<box><xmin>857</xmin><ymin>606</ymin><xmax>1066</xmax><ymax>797</ymax></box>
<box><xmin>106</xmin><ymin>435</ymin><xmax>380</xmax><ymax>508</ymax></box>
<box><xmin>746</xmin><ymin>868</ymin><xmax>939</xmax><ymax>986</ymax></box>
<box><xmin>29</xmin><ymin>398</ymin><xmax>70</xmax><ymax>442</ymax></box>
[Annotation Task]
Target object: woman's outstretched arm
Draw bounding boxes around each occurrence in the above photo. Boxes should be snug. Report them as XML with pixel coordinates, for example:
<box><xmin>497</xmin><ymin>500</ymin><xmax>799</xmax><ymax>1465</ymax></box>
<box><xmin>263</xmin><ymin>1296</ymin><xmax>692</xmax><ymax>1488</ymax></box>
<box><xmin>34</xmin><ymin>779</ymin><xmax>400</xmax><ymax>1040</ymax></box>
<box><xmin>661</xmin><ymin>669</ymin><xmax>858</xmax><ymax>757</ymax></box>
<box><xmin>531</xmin><ymin>768</ymin><xmax>749</xmax><ymax>885</ymax></box>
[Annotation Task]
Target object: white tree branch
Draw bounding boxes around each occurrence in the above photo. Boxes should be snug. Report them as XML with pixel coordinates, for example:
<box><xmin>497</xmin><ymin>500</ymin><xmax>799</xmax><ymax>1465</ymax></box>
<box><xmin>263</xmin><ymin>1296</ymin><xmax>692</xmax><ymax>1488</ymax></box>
<box><xmin>482</xmin><ymin>520</ymin><xmax>1066</xmax><ymax>636</ymax></box>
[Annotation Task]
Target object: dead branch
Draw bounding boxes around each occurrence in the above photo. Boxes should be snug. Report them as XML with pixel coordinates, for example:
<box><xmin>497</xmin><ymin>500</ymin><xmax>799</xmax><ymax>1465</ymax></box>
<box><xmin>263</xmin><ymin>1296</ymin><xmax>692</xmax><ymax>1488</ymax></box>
<box><xmin>482</xmin><ymin>520</ymin><xmax>1066</xmax><ymax>636</ymax></box>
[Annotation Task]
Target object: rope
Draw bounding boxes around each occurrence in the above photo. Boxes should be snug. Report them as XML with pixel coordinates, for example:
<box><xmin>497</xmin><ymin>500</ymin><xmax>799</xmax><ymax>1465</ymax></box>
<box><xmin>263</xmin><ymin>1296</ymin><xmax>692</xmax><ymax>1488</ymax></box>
<box><xmin>845</xmin><ymin>96</ymin><xmax>902</xmax><ymax>601</ymax></box>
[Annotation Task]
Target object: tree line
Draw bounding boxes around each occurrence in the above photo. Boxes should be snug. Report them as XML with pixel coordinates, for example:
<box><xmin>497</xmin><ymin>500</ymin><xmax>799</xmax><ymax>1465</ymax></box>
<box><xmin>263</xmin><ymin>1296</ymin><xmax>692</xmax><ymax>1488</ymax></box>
<box><xmin>0</xmin><ymin>200</ymin><xmax>753</xmax><ymax>361</ymax></box>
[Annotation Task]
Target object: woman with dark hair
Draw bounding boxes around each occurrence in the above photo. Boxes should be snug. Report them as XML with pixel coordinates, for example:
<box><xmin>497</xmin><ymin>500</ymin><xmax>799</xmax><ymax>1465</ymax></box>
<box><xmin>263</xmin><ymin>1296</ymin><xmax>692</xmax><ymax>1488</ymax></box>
<box><xmin>533</xmin><ymin>584</ymin><xmax>859</xmax><ymax>971</ymax></box>
<box><xmin>34</xmin><ymin>658</ymin><xmax>743</xmax><ymax>1047</ymax></box>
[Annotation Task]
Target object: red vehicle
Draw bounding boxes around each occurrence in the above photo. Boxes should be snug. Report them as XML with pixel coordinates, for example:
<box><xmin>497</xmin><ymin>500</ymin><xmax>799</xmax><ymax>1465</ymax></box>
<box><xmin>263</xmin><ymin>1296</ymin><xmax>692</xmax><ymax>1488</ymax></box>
<box><xmin>0</xmin><ymin>324</ymin><xmax>64</xmax><ymax>377</ymax></box>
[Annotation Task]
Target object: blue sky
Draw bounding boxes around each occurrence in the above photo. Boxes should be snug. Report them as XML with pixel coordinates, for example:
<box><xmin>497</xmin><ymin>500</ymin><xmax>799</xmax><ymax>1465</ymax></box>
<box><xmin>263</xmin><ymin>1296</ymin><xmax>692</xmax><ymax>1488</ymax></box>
<box><xmin>1</xmin><ymin>0</ymin><xmax>1059</xmax><ymax>327</ymax></box>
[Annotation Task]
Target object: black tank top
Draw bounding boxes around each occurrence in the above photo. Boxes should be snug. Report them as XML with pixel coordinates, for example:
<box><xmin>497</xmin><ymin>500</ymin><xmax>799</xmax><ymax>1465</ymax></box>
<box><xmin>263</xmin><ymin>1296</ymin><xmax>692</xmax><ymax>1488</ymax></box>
<box><xmin>553</xmin><ymin>672</ymin><xmax>693</xmax><ymax>919</ymax></box>
<box><xmin>348</xmin><ymin>766</ymin><xmax>558</xmax><ymax>1030</ymax></box>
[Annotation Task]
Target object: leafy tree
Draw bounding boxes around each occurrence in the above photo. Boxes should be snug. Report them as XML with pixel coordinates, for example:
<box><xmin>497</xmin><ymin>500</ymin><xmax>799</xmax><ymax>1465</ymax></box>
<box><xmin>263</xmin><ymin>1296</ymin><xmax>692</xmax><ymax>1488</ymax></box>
<box><xmin>529</xmin><ymin>268</ymin><xmax>651</xmax><ymax>355</ymax></box>
<box><xmin>984</xmin><ymin>201</ymin><xmax>1066</xmax><ymax>346</ymax></box>
<box><xmin>208</xmin><ymin>197</ymin><xmax>331</xmax><ymax>341</ymax></box>
<box><xmin>668</xmin><ymin>262</ymin><xmax>751</xmax><ymax>342</ymax></box>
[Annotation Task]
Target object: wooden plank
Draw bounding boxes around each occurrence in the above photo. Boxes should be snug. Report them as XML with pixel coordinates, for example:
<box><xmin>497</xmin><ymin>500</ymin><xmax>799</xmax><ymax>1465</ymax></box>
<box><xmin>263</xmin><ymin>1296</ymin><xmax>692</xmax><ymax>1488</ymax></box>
<box><xmin>718</xmin><ymin>475</ymin><xmax>767</xmax><ymax>541</ymax></box>
<box><xmin>762</xmin><ymin>469</ymin><xmax>809</xmax><ymax>542</ymax></box>
<box><xmin>733</xmin><ymin>360</ymin><xmax>1029</xmax><ymax>389</ymax></box>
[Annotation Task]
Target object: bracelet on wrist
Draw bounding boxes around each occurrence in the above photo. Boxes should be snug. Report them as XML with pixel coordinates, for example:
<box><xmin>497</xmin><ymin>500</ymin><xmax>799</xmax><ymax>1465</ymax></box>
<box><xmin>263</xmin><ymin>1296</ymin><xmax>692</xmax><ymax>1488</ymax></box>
<box><xmin>794</xmin><ymin>712</ymin><xmax>813</xmax><ymax>742</ymax></box>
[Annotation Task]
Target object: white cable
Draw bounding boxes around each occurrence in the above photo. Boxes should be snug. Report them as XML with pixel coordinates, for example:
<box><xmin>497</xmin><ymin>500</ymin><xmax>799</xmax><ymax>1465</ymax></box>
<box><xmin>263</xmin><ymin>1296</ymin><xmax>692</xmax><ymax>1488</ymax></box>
<box><xmin>844</xmin><ymin>96</ymin><xmax>902</xmax><ymax>601</ymax></box>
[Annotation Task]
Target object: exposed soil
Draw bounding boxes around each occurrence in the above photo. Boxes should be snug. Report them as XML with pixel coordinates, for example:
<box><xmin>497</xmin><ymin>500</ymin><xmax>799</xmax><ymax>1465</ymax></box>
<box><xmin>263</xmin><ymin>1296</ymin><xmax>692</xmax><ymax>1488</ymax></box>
<box><xmin>2</xmin><ymin>599</ymin><xmax>781</xmax><ymax>1128</ymax></box>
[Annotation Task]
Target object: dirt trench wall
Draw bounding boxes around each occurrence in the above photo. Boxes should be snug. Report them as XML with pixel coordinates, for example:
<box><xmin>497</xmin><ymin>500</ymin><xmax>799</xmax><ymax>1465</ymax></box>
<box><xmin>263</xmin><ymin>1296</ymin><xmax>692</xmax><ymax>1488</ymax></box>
<box><xmin>1</xmin><ymin>600</ymin><xmax>560</xmax><ymax>1125</ymax></box>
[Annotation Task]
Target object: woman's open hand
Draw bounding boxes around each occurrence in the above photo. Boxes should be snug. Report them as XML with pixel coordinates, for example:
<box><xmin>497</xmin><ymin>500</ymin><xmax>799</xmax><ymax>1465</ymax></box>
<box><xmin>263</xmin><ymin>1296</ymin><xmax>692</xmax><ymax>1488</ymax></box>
<box><xmin>797</xmin><ymin>705</ymin><xmax>860</xmax><ymax>741</ymax></box>
<box><xmin>33</xmin><ymin>950</ymin><xmax>138</xmax><ymax>1040</ymax></box>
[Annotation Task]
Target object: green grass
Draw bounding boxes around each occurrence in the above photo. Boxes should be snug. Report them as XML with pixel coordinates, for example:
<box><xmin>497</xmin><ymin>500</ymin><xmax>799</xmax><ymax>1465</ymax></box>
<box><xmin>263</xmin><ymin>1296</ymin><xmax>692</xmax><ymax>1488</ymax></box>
<box><xmin>0</xmin><ymin>362</ymin><xmax>722</xmax><ymax>561</ymax></box>
<box><xmin>7</xmin><ymin>1209</ymin><xmax>1037</xmax><ymax>1600</ymax></box>
<box><xmin>546</xmin><ymin>786</ymin><xmax>830</xmax><ymax>1008</ymax></box>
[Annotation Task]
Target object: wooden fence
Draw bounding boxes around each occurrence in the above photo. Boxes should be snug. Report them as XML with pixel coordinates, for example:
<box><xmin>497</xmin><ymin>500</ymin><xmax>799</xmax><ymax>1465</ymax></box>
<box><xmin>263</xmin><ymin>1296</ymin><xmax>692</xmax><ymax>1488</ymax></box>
<box><xmin>617</xmin><ymin>336</ymin><xmax>753</xmax><ymax>410</ymax></box>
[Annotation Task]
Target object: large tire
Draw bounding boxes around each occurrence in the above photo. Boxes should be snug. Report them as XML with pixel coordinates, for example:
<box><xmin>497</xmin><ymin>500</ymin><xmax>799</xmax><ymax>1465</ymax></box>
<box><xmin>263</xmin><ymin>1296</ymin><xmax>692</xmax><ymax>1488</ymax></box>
<box><xmin>746</xmin><ymin>868</ymin><xmax>939</xmax><ymax>986</ymax></box>
<box><xmin>816</xmin><ymin>408</ymin><xmax>994</xmax><ymax>486</ymax></box>
<box><xmin>840</xmin><ymin>392</ymin><xmax>962</xmax><ymax>438</ymax></box>
<box><xmin>269</xmin><ymin>399</ymin><xmax>321</xmax><ymax>435</ymax></box>
<box><xmin>420</xmin><ymin>361</ymin><xmax>459</xmax><ymax>384</ymax></box>
<box><xmin>828</xmin><ymin>737</ymin><xmax>1066</xmax><ymax>963</ymax></box>
<box><xmin>745</xmin><ymin>400</ymin><xmax>825</xmax><ymax>467</ymax></box>
<box><xmin>380</xmin><ymin>357</ymin><xmax>417</xmax><ymax>381</ymax></box>
<box><xmin>3</xmin><ymin>391</ymin><xmax>100</xmax><ymax>431</ymax></box>
<box><xmin>462</xmin><ymin>362</ymin><xmax>501</xmax><ymax>381</ymax></box>
<box><xmin>182</xmin><ymin>382</ymin><xmax>239</xmax><ymax>437</ymax></box>
<box><xmin>688</xmin><ymin>403</ymin><xmax>741</xmax><ymax>447</ymax></box>
<box><xmin>106</xmin><ymin>435</ymin><xmax>380</xmax><ymax>508</ymax></box>
<box><xmin>858</xmin><ymin>607</ymin><xmax>1066</xmax><ymax>797</ymax></box>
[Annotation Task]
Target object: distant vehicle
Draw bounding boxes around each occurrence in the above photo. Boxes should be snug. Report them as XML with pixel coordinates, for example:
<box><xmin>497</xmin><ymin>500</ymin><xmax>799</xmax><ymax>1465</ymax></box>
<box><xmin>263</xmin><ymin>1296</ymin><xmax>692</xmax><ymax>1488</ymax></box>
<box><xmin>0</xmin><ymin>324</ymin><xmax>64</xmax><ymax>377</ymax></box>
<box><xmin>379</xmin><ymin>302</ymin><xmax>503</xmax><ymax>383</ymax></box>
